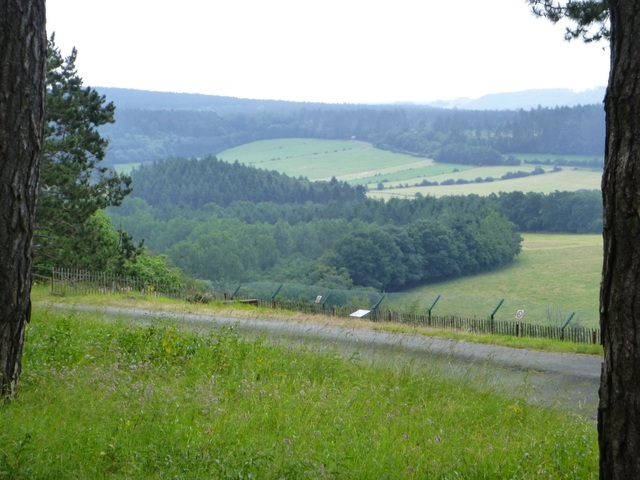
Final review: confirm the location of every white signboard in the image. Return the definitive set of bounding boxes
[350,309,371,318]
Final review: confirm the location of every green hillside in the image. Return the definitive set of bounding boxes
[217,138,602,197]
[386,233,602,328]
[217,138,459,181]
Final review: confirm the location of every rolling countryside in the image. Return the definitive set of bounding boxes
[217,138,602,198]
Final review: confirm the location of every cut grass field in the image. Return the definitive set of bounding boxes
[387,233,602,329]
[217,138,452,182]
[217,138,603,197]
[0,307,598,478]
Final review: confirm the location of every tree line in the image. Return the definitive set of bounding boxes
[126,156,603,233]
[101,103,604,165]
[108,197,522,291]
[130,155,365,209]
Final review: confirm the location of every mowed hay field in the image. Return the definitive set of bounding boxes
[386,233,602,328]
[218,138,459,182]
[217,138,603,197]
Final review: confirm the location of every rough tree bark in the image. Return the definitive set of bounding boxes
[599,0,640,477]
[0,1,47,397]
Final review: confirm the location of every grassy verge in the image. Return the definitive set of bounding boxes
[0,307,597,479]
[33,284,602,356]
[376,325,602,355]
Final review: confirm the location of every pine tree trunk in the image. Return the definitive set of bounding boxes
[0,1,47,398]
[599,0,640,477]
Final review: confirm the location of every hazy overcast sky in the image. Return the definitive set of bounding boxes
[46,0,610,104]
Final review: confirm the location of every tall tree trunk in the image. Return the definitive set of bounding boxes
[599,0,640,477]
[0,1,47,398]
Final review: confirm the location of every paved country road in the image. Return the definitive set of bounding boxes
[48,303,602,419]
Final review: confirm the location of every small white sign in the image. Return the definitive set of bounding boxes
[350,309,371,318]
[515,310,524,319]
[315,295,322,303]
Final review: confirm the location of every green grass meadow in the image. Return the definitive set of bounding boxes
[217,138,602,197]
[218,138,440,182]
[387,233,602,328]
[0,307,598,479]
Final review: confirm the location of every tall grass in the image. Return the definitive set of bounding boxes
[0,307,597,479]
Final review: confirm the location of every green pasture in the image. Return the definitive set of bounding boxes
[218,138,602,197]
[386,233,602,328]
[218,138,431,181]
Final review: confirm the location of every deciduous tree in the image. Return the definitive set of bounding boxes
[0,0,47,397]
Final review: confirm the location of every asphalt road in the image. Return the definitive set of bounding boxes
[50,304,602,419]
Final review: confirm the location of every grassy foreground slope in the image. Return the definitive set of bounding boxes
[0,307,597,478]
[387,233,602,328]
[217,138,602,196]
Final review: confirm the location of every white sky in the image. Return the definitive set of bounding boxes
[46,0,610,104]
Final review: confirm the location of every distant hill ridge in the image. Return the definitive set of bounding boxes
[428,87,606,110]
[97,88,349,115]
[97,87,605,165]
[98,86,606,113]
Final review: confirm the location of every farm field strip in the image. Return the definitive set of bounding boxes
[350,163,472,185]
[512,152,603,164]
[370,169,602,198]
[364,164,558,189]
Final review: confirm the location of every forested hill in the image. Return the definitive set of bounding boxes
[100,88,604,165]
[130,156,365,208]
[110,155,601,291]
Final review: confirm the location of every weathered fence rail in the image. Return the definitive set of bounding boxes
[47,268,601,345]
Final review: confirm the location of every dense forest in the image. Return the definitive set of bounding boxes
[107,156,601,291]
[101,101,604,166]
[130,156,366,209]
